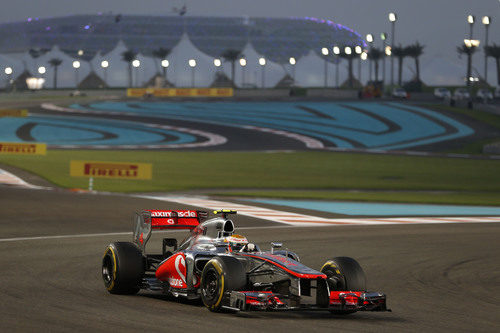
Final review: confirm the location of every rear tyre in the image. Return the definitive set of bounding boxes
[321,257,366,314]
[102,242,144,295]
[200,256,246,312]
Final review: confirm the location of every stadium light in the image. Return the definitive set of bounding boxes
[239,58,247,67]
[321,48,329,87]
[467,15,475,39]
[361,52,368,60]
[101,60,109,86]
[464,39,480,48]
[132,59,140,68]
[366,34,374,43]
[355,46,362,54]
[482,16,491,82]
[289,57,297,84]
[381,33,387,41]
[72,61,80,87]
[259,58,266,88]
[213,59,221,67]
[345,47,352,55]
[77,49,84,56]
[333,46,340,55]
[38,66,46,74]
[189,59,197,87]
[161,59,169,68]
[4,67,13,75]
[389,12,397,86]
[385,46,392,56]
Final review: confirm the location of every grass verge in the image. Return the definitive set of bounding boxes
[0,150,499,206]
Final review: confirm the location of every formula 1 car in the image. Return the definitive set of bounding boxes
[102,209,388,314]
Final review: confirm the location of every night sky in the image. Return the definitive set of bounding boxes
[2,0,500,85]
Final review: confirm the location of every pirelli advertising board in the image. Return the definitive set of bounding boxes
[0,142,46,155]
[0,109,28,118]
[127,88,233,98]
[70,161,152,180]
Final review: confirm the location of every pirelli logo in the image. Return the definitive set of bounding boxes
[0,109,28,118]
[0,142,46,155]
[70,161,152,180]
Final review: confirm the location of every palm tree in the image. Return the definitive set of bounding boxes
[405,42,425,82]
[121,50,137,87]
[48,58,63,89]
[152,47,171,79]
[368,48,383,81]
[392,45,407,86]
[485,44,500,85]
[457,44,478,87]
[221,49,241,86]
[339,52,357,88]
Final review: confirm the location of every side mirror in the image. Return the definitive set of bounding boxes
[271,242,282,254]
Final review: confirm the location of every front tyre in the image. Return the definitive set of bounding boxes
[102,242,144,295]
[321,257,366,314]
[200,256,246,312]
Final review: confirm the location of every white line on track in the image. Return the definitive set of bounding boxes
[0,225,295,243]
[136,195,500,227]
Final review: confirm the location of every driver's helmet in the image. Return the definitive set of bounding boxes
[224,234,248,252]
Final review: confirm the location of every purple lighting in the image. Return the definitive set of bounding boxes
[299,16,367,48]
[45,26,51,31]
[84,25,90,30]
[27,17,32,22]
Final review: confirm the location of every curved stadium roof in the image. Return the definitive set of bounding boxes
[0,15,366,63]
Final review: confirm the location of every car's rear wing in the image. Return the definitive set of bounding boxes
[133,210,208,251]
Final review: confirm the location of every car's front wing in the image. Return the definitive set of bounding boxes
[227,290,389,312]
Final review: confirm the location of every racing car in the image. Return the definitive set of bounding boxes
[102,209,388,314]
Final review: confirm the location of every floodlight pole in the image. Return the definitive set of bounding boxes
[483,17,490,83]
[390,21,395,86]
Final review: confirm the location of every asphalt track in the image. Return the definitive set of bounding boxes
[1,185,499,332]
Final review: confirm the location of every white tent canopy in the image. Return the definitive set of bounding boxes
[0,33,479,89]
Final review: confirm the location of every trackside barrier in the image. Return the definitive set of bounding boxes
[126,88,233,98]
[0,109,28,118]
[0,142,46,155]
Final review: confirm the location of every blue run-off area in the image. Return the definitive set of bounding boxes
[75,101,474,150]
[248,199,500,216]
[0,114,197,146]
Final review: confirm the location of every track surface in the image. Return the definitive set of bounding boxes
[1,186,499,332]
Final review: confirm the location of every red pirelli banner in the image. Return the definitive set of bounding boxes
[70,161,152,180]
[127,87,233,98]
[0,142,46,155]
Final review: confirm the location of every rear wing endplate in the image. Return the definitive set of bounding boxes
[133,210,208,252]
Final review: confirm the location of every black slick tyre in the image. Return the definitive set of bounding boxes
[321,256,366,314]
[200,256,246,312]
[102,242,144,295]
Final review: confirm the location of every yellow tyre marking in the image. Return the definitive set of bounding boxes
[209,260,225,309]
[321,261,336,271]
[104,247,117,291]
[321,261,341,275]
